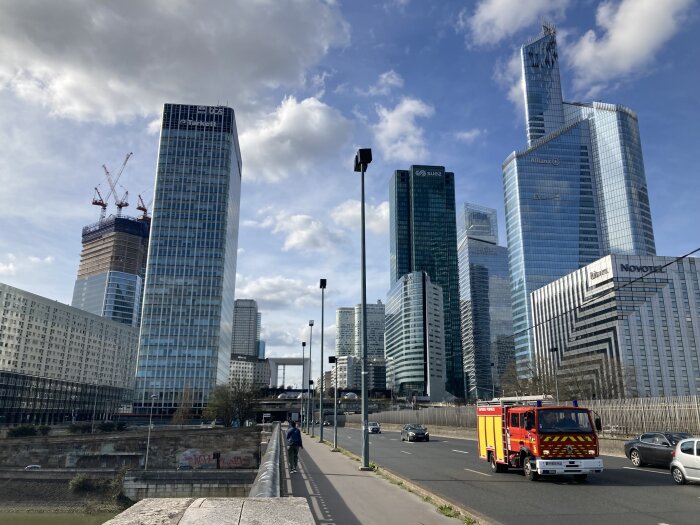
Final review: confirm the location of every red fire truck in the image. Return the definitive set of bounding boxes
[476,397,604,481]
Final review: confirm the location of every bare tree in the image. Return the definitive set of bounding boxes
[203,379,259,426]
[171,387,194,425]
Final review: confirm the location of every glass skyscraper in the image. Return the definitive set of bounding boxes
[390,165,462,396]
[457,203,513,400]
[503,23,656,377]
[134,103,242,414]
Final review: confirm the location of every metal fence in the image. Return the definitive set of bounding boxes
[346,395,700,437]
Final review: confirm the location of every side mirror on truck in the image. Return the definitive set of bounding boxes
[594,417,602,431]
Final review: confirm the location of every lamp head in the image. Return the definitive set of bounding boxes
[354,148,372,172]
[309,320,314,327]
[319,278,327,289]
[302,341,306,348]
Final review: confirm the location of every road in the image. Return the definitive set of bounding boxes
[331,427,699,525]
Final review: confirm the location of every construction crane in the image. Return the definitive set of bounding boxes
[136,193,153,220]
[102,152,133,217]
[92,187,107,220]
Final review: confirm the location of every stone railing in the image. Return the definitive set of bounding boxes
[248,422,281,497]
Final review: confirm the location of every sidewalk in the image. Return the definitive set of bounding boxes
[284,430,463,525]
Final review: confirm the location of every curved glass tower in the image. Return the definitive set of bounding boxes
[503,24,655,377]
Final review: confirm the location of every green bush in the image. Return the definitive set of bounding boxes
[116,422,127,431]
[69,474,97,493]
[38,425,51,436]
[7,425,38,437]
[98,421,116,432]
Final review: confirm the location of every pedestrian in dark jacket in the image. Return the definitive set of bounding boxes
[286,420,303,473]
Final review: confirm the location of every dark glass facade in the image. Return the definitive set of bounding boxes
[503,25,656,378]
[134,103,242,414]
[390,165,462,396]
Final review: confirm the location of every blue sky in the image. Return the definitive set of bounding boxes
[0,0,698,387]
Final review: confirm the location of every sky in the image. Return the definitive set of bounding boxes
[1,0,698,388]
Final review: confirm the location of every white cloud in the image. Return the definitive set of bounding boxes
[358,70,404,96]
[458,0,570,46]
[252,209,345,252]
[239,96,352,183]
[454,129,485,143]
[330,200,389,234]
[0,253,54,276]
[372,98,434,163]
[493,51,525,114]
[0,0,349,123]
[566,0,694,97]
[0,262,16,275]
[237,275,316,311]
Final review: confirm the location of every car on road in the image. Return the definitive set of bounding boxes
[368,422,381,434]
[342,392,358,400]
[177,464,193,470]
[670,437,700,484]
[400,424,429,442]
[624,432,692,467]
[24,465,41,470]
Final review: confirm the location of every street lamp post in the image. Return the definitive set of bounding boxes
[301,341,306,427]
[549,347,560,403]
[354,147,372,471]
[144,394,158,470]
[329,356,338,451]
[490,363,495,400]
[319,279,326,442]
[308,320,314,435]
[90,385,98,433]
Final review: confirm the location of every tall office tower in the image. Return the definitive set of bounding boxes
[134,103,242,414]
[232,299,261,357]
[336,307,355,357]
[457,203,514,400]
[385,271,446,401]
[71,216,150,327]
[390,165,462,396]
[503,23,656,377]
[353,300,385,359]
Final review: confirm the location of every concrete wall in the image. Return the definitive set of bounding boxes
[0,427,262,469]
[123,470,257,500]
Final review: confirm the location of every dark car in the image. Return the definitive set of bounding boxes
[401,424,429,442]
[624,432,692,467]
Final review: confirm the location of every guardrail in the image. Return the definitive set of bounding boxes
[248,422,281,497]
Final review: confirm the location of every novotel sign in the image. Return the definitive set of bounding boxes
[619,264,665,273]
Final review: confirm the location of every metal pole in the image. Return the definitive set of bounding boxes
[333,357,338,450]
[301,341,306,427]
[309,321,314,436]
[550,347,560,403]
[144,395,156,470]
[319,281,326,442]
[490,363,495,400]
[360,164,370,470]
[91,385,98,433]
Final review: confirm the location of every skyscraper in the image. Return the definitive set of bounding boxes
[335,307,355,358]
[71,215,150,327]
[385,271,446,400]
[503,23,656,377]
[390,165,462,396]
[232,299,261,357]
[457,203,513,400]
[134,103,242,414]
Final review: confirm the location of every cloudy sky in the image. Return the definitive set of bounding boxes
[1,0,698,387]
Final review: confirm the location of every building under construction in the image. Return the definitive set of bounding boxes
[71,215,150,327]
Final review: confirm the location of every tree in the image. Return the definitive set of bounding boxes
[204,379,258,426]
[171,387,194,425]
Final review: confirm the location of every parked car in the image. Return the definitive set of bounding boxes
[670,437,700,484]
[342,392,358,400]
[400,424,429,442]
[24,465,41,470]
[177,464,193,471]
[624,432,692,467]
[368,422,381,434]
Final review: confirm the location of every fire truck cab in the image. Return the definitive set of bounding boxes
[477,397,603,482]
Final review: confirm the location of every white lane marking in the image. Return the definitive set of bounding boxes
[464,468,491,477]
[452,449,469,454]
[623,467,669,475]
[400,451,412,455]
[390,438,398,441]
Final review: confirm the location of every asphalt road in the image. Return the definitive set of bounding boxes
[331,427,700,525]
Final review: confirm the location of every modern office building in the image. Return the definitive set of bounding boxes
[458,203,514,400]
[232,299,261,357]
[531,255,700,399]
[335,307,355,357]
[71,215,150,327]
[134,103,242,415]
[229,354,270,391]
[331,355,361,390]
[385,271,446,400]
[390,165,462,396]
[0,282,138,424]
[503,23,656,378]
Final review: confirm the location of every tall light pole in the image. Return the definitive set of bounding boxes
[329,356,338,451]
[308,320,314,435]
[490,363,495,400]
[144,394,158,471]
[301,341,306,427]
[319,279,327,442]
[90,385,98,433]
[354,148,372,470]
[549,347,560,403]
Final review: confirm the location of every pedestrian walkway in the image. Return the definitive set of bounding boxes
[284,431,462,525]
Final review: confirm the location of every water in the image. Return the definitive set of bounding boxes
[0,512,117,525]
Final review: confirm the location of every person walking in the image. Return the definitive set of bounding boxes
[286,420,303,473]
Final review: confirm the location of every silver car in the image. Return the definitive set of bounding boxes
[670,437,700,484]
[400,424,429,442]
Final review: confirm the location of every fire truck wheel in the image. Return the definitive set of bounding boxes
[523,457,539,481]
[490,453,507,473]
[573,474,588,483]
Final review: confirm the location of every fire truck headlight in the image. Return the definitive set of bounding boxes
[588,449,595,455]
[543,450,550,456]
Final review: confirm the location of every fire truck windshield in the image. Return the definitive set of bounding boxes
[537,409,593,433]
